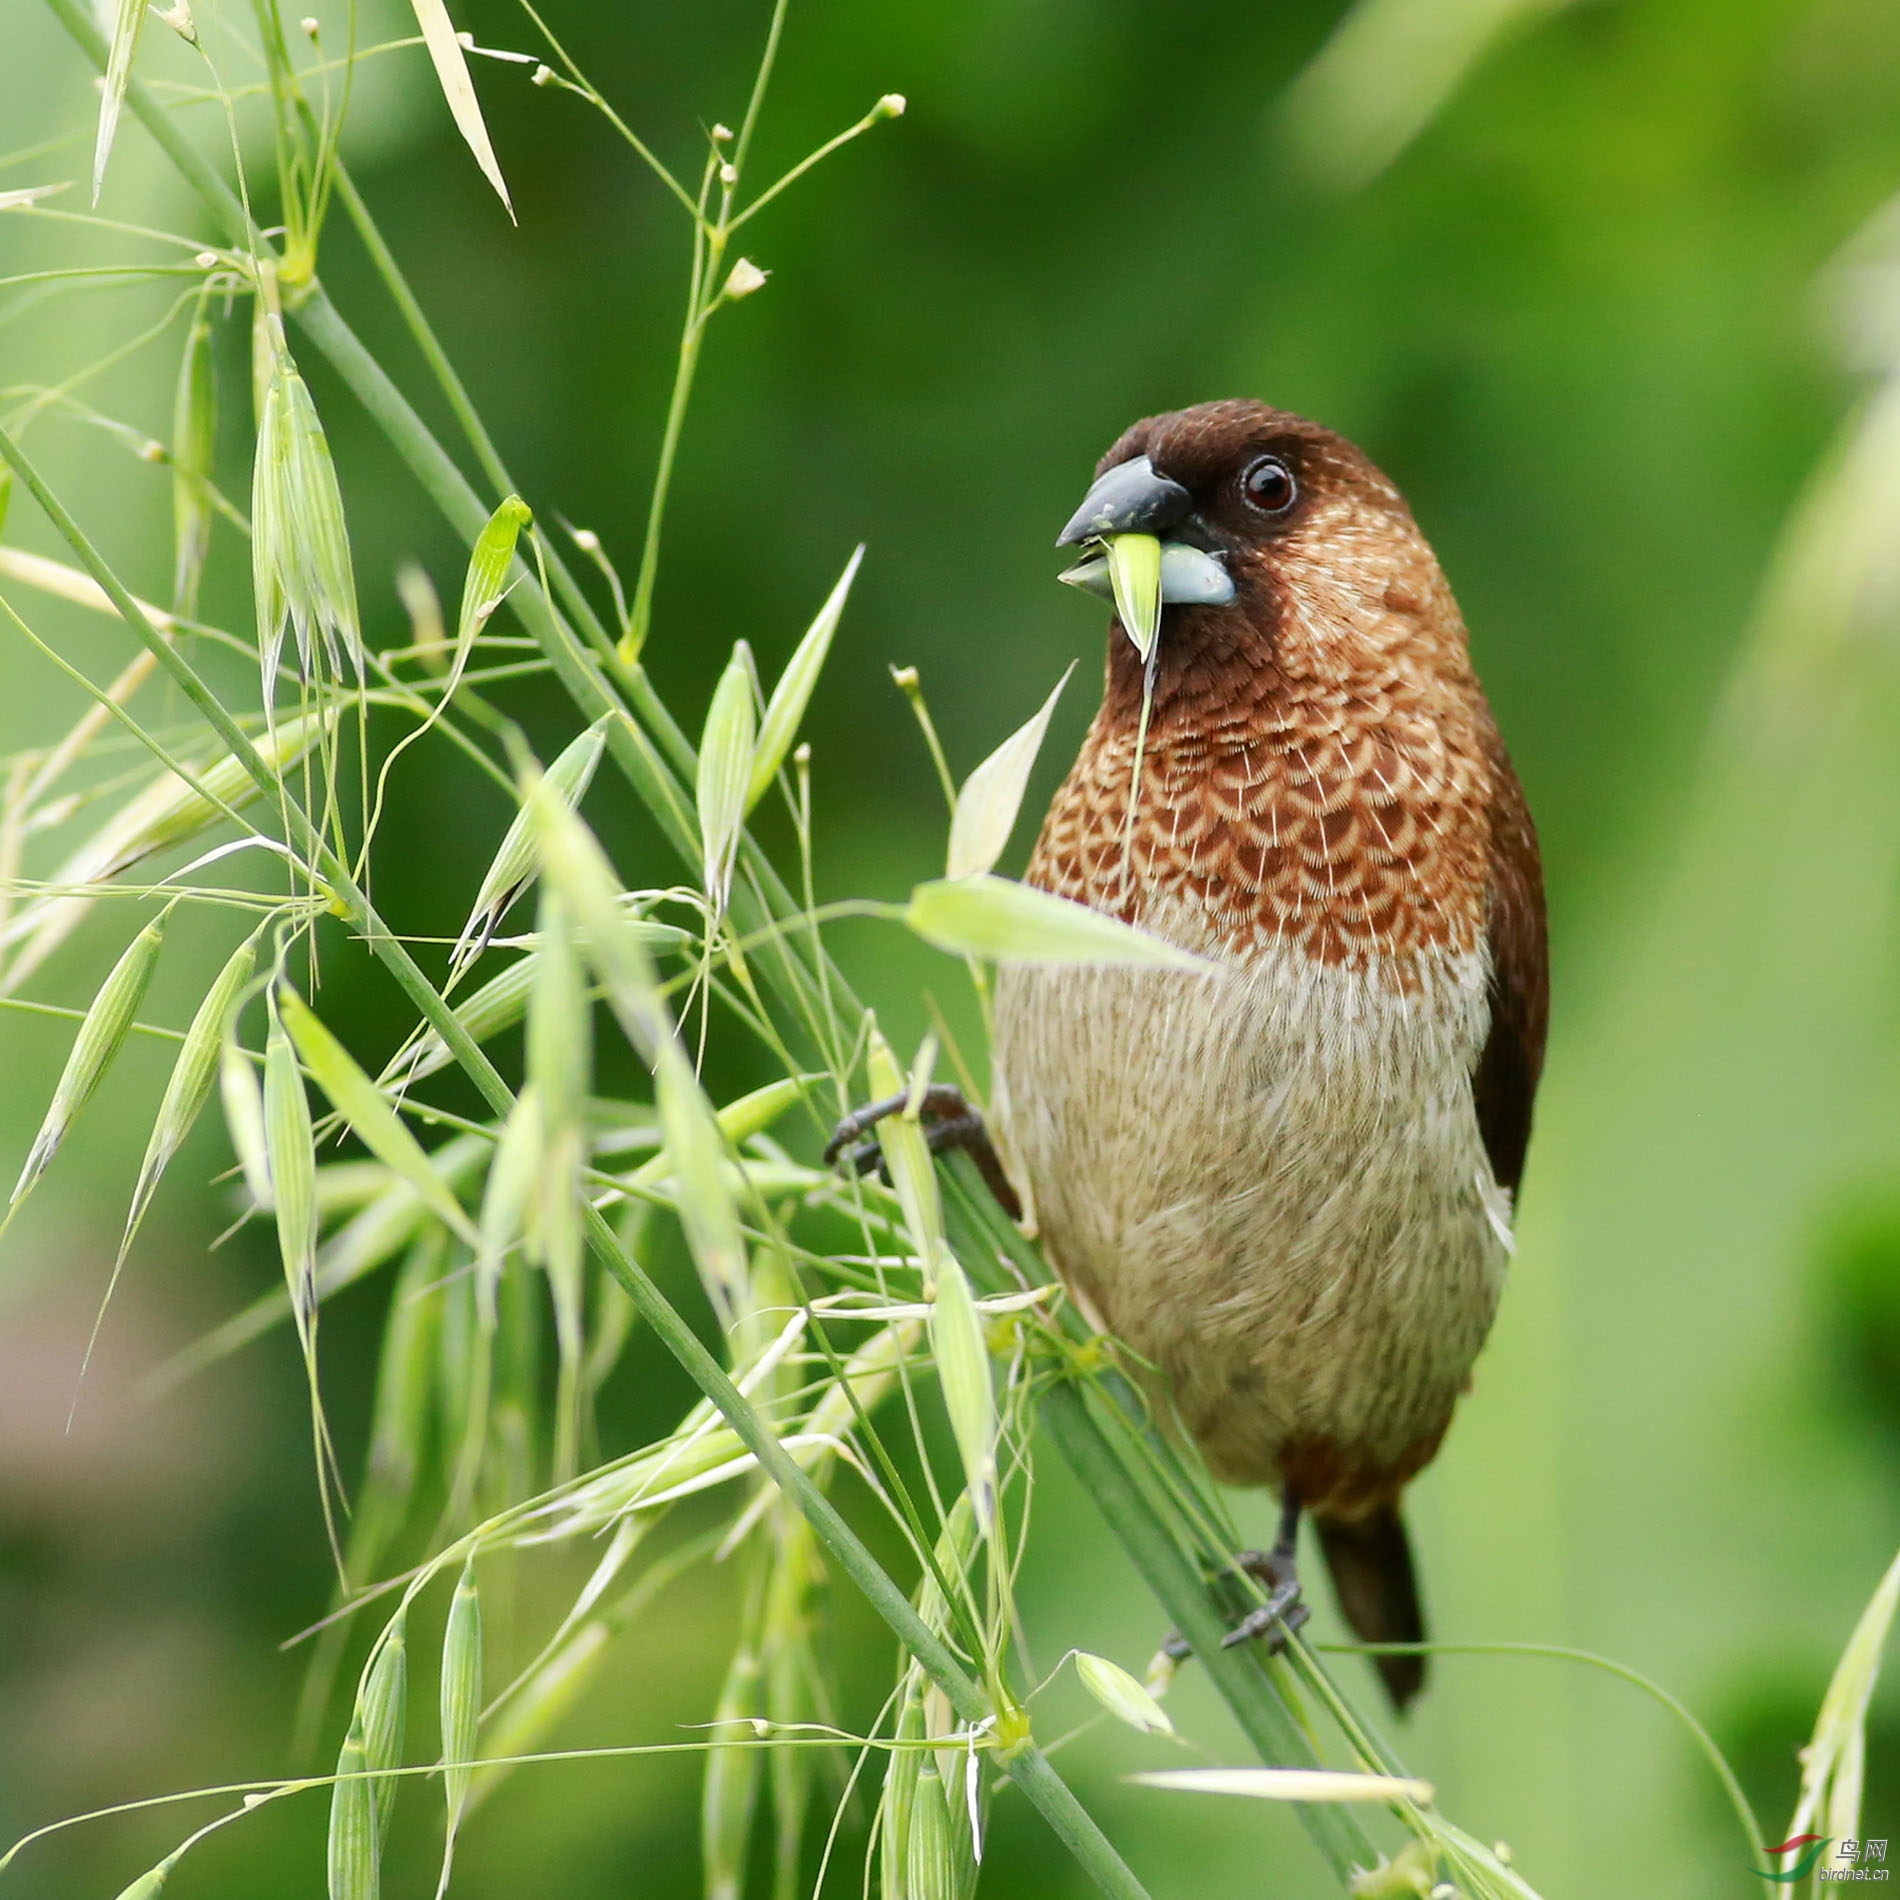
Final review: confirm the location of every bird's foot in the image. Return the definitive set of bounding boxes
[1160,1490,1309,1664]
[823,1084,1022,1220]
[1158,1546,1310,1663]
[1220,1545,1311,1650]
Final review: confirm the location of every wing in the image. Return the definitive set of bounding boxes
[1472,742,1548,1200]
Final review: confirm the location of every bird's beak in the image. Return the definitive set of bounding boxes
[1056,455,1190,546]
[1055,454,1237,644]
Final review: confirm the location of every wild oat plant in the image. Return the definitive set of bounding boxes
[0,7,1890,1899]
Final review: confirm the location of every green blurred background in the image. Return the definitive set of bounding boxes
[5,0,1900,1894]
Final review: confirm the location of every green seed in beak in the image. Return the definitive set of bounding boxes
[1103,532,1162,660]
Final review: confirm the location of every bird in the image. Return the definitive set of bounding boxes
[826,398,1546,1710]
[981,398,1549,1710]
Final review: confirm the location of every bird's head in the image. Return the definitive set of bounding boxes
[1057,399,1452,704]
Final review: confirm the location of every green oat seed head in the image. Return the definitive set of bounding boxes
[1071,1651,1174,1736]
[698,647,758,921]
[451,494,533,688]
[8,912,164,1215]
[436,1560,482,1900]
[930,1252,998,1534]
[251,317,362,698]
[905,874,1215,971]
[946,663,1072,881]
[1103,531,1162,660]
[747,546,863,813]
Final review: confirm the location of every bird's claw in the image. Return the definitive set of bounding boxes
[1160,1534,1308,1662]
[823,1085,1022,1219]
[1219,1577,1309,1651]
[822,1092,911,1169]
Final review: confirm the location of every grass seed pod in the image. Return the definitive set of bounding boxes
[91,0,148,200]
[450,716,611,979]
[905,874,1212,971]
[171,295,217,615]
[945,665,1071,881]
[123,930,257,1248]
[655,1044,748,1329]
[219,1026,272,1211]
[697,647,757,920]
[252,318,361,691]
[1072,1651,1174,1736]
[0,709,333,994]
[9,912,163,1212]
[929,1255,997,1534]
[747,547,862,812]
[327,1721,377,1900]
[362,1615,408,1849]
[452,495,531,675]
[280,985,477,1245]
[702,1626,765,1900]
[440,1561,483,1826]
[864,1024,942,1292]
[264,989,318,1335]
[1102,531,1162,659]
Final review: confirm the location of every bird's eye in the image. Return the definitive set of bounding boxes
[1242,456,1297,515]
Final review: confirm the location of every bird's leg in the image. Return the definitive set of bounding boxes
[1221,1488,1310,1650]
[823,1084,1022,1220]
[1159,1488,1309,1663]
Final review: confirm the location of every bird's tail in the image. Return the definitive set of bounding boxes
[1314,1504,1426,1712]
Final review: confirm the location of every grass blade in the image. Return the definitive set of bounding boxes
[408,0,515,217]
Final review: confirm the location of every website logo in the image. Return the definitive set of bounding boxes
[1757,1836,1891,1884]
[1760,1838,1834,1884]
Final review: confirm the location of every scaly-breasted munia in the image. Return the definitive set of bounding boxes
[988,400,1548,1710]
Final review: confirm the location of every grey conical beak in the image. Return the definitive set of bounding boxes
[1055,454,1192,547]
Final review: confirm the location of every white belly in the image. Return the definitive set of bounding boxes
[990,923,1509,1503]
